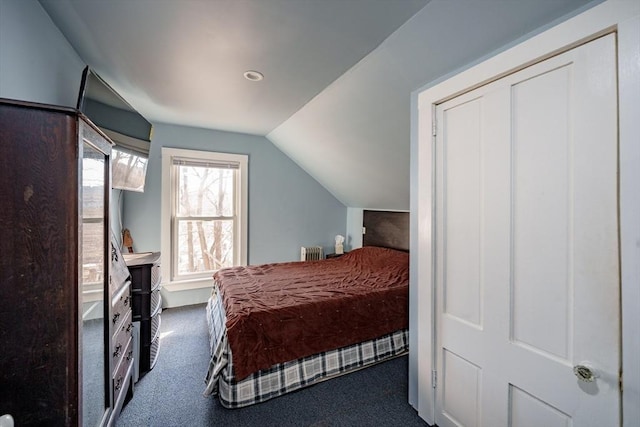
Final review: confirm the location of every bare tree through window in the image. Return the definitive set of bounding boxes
[175,162,235,277]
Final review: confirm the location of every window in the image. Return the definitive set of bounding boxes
[161,148,247,288]
[112,148,148,192]
[81,145,106,299]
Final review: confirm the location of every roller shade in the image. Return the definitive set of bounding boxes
[102,128,151,158]
[172,158,240,169]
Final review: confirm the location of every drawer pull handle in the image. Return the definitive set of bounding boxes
[126,323,133,333]
[115,376,123,391]
[127,350,133,361]
[124,295,130,306]
[113,343,122,358]
[112,312,120,324]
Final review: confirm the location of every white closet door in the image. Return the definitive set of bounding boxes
[434,33,619,427]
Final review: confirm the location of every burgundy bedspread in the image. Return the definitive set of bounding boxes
[214,246,409,380]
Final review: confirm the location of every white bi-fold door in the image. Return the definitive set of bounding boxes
[434,33,619,427]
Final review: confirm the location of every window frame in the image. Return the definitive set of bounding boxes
[161,147,248,291]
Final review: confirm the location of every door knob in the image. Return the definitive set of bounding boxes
[573,364,597,382]
[0,414,14,427]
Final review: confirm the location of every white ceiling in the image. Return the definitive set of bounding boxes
[38,0,428,135]
[39,0,596,210]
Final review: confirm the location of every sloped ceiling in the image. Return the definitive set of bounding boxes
[268,0,598,209]
[39,0,596,210]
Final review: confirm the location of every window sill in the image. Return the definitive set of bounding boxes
[162,277,214,293]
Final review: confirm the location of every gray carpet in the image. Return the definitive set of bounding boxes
[116,303,429,427]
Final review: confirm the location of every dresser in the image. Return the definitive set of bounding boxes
[110,235,135,420]
[124,252,162,379]
[0,99,133,426]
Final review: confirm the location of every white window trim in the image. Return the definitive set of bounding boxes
[161,147,248,291]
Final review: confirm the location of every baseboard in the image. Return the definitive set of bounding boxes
[160,285,212,308]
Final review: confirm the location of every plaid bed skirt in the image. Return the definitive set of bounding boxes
[203,289,409,408]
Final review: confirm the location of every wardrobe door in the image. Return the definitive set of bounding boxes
[80,133,110,427]
[0,101,80,425]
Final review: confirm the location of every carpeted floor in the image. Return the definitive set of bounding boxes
[116,303,429,427]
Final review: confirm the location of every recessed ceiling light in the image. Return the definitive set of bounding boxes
[244,70,264,82]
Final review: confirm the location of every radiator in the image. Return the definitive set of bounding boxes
[300,245,324,261]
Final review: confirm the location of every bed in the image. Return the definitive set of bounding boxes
[203,210,409,408]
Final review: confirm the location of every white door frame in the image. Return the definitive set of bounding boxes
[410,1,640,425]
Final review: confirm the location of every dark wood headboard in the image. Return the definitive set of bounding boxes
[362,210,409,252]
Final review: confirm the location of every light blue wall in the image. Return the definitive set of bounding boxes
[0,0,347,264]
[0,0,125,234]
[346,208,364,250]
[122,122,346,264]
[0,0,84,107]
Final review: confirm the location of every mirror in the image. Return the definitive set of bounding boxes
[81,142,107,426]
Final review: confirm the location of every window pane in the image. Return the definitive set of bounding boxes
[112,148,148,192]
[82,154,105,288]
[177,219,234,274]
[82,222,104,285]
[176,165,234,217]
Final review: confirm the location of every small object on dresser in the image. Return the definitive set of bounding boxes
[334,234,345,254]
[122,229,134,253]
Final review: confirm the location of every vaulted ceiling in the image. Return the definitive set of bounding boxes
[39,0,596,209]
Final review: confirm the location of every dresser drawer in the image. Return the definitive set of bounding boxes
[140,313,162,344]
[151,313,161,342]
[113,336,133,405]
[129,261,161,292]
[132,288,162,320]
[151,263,162,290]
[111,280,131,328]
[149,334,161,370]
[150,289,162,317]
[138,314,162,374]
[112,309,132,372]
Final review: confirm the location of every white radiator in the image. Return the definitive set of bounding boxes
[300,245,324,261]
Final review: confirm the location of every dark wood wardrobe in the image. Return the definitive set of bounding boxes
[0,99,133,426]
